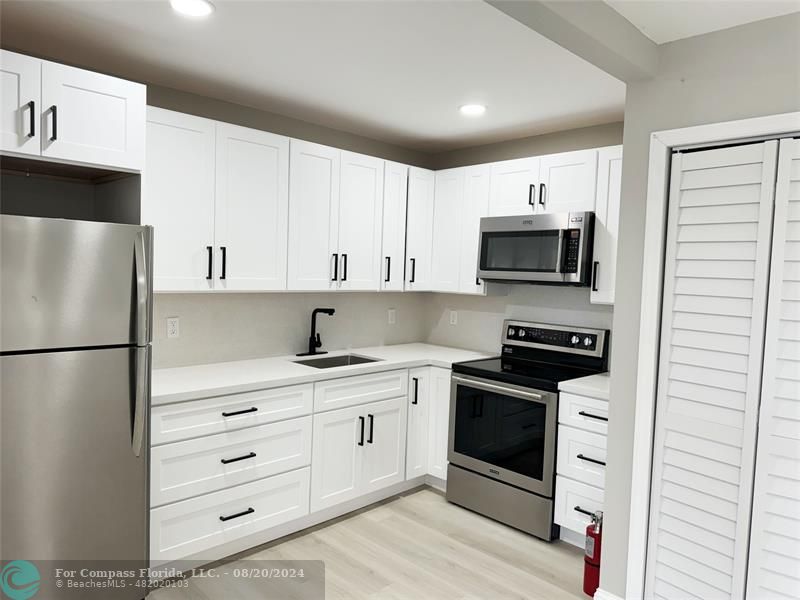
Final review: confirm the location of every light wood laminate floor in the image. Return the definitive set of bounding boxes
[150,487,586,600]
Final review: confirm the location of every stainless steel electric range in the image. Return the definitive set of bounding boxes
[447,319,609,541]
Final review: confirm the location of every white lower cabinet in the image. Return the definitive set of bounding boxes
[310,397,407,512]
[556,425,607,489]
[151,416,312,507]
[426,367,452,480]
[406,368,430,479]
[554,475,604,535]
[150,467,310,563]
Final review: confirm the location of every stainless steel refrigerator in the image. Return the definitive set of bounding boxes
[1,215,152,581]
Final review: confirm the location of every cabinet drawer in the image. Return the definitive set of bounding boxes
[556,425,607,489]
[151,416,312,507]
[554,475,604,535]
[151,384,313,445]
[150,467,310,563]
[314,369,408,412]
[558,392,609,435]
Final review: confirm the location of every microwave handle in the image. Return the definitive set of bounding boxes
[554,229,565,273]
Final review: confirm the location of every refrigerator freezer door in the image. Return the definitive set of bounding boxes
[0,215,153,352]
[1,347,148,570]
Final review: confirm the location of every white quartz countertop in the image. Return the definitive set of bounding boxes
[152,343,492,405]
[558,372,611,401]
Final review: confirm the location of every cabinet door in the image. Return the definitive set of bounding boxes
[590,146,622,304]
[287,140,340,291]
[460,164,491,294]
[338,151,384,291]
[537,149,597,214]
[405,167,435,290]
[427,367,452,480]
[310,405,364,512]
[0,50,40,156]
[142,108,216,291]
[362,397,407,495]
[381,161,408,291]
[406,368,430,479]
[488,157,539,216]
[40,61,145,171]
[215,123,289,291]
[430,168,465,292]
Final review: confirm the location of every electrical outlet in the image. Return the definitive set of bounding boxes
[449,310,458,326]
[387,308,396,325]
[166,317,180,339]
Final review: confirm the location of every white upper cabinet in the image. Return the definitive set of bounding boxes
[537,149,597,214]
[338,151,384,291]
[590,146,622,304]
[488,156,539,216]
[381,161,408,291]
[0,50,145,171]
[0,50,40,156]
[460,164,491,294]
[143,108,216,292]
[431,168,465,293]
[40,61,145,171]
[406,167,435,290]
[287,140,341,291]
[215,123,289,291]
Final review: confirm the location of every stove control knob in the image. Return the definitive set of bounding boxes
[570,335,581,345]
[508,328,516,337]
[583,336,593,347]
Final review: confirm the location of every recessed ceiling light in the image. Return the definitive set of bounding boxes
[459,104,486,117]
[170,0,214,18]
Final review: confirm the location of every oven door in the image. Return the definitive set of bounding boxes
[448,374,558,498]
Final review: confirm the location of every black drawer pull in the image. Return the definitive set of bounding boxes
[27,100,35,138]
[221,452,257,465]
[574,505,594,517]
[577,453,606,467]
[367,414,374,444]
[219,507,254,522]
[222,407,258,417]
[578,411,608,422]
[358,415,365,446]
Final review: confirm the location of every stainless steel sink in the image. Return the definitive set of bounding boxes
[294,354,381,369]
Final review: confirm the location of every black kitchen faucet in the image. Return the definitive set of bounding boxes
[297,308,335,356]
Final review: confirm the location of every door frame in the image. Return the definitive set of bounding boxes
[622,111,800,600]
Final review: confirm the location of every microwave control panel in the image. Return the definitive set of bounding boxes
[563,229,581,274]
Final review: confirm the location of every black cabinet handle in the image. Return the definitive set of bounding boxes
[221,451,257,465]
[539,183,546,207]
[331,253,338,281]
[222,406,258,417]
[219,507,254,522]
[412,377,419,405]
[357,416,365,446]
[578,411,608,422]
[577,453,606,467]
[206,246,213,280]
[49,105,57,141]
[27,100,35,138]
[591,261,599,292]
[341,254,348,282]
[409,258,416,283]
[528,184,536,206]
[476,276,481,286]
[574,505,594,517]
[220,246,227,280]
[385,257,391,283]
[367,414,374,444]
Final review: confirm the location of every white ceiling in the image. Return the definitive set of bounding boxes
[0,0,625,153]
[606,0,800,44]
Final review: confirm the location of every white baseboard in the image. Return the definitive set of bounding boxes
[593,588,624,600]
[559,526,585,549]
[424,474,446,492]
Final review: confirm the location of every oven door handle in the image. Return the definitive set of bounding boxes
[452,376,543,401]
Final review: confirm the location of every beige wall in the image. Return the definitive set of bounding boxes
[602,13,800,597]
[430,121,624,169]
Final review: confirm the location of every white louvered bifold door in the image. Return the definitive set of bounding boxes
[746,138,800,600]
[645,141,778,599]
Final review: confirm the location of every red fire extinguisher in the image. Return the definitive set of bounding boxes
[583,510,603,597]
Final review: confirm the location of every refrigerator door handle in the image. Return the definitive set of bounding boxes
[132,347,149,457]
[134,231,149,346]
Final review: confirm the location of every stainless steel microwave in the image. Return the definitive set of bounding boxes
[476,211,595,285]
